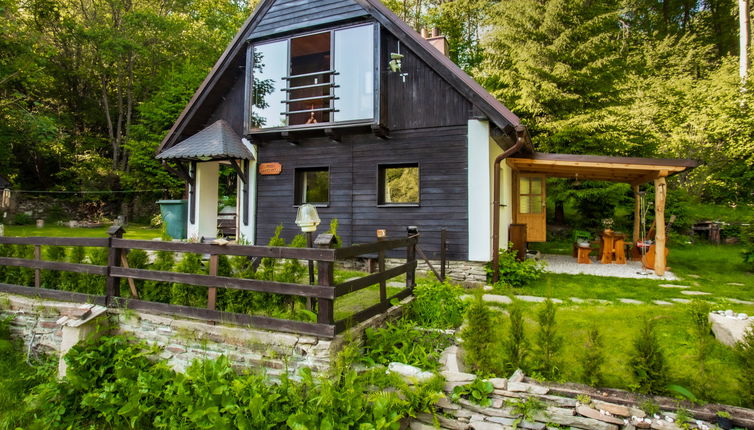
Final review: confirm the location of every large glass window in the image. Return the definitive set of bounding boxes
[251,40,288,128]
[333,25,374,122]
[378,164,419,205]
[250,23,375,130]
[295,167,329,205]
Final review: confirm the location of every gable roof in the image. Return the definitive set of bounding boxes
[156,120,254,161]
[157,0,526,154]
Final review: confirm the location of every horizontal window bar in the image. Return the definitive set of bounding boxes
[282,95,338,104]
[282,82,339,92]
[281,70,338,80]
[280,107,339,115]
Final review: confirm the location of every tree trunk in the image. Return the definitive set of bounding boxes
[740,0,750,82]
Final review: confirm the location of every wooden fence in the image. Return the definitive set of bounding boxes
[0,226,418,338]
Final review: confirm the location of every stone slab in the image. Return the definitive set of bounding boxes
[710,312,754,346]
[575,405,625,425]
[671,298,691,304]
[652,300,673,306]
[483,294,513,304]
[680,290,711,296]
[592,400,631,417]
[658,284,689,289]
[515,296,563,304]
[619,299,644,304]
[727,298,754,305]
[469,421,505,430]
[569,297,586,303]
[507,381,549,395]
[442,371,476,382]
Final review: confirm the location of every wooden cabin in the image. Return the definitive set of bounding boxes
[156,0,695,275]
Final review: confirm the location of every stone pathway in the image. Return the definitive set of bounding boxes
[541,254,678,280]
[460,287,751,309]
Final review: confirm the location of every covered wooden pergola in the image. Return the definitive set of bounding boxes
[507,153,697,276]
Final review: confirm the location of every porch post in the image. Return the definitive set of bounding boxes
[653,177,667,276]
[632,184,641,244]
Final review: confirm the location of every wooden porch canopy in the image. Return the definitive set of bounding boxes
[506,152,696,185]
[507,152,697,277]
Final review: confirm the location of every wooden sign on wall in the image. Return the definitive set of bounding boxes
[259,162,282,175]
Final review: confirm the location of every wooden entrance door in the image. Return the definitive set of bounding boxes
[515,174,546,242]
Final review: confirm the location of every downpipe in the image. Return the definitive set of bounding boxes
[491,125,528,284]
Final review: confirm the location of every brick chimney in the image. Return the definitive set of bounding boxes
[423,27,449,57]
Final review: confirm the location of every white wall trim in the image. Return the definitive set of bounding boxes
[467,119,491,262]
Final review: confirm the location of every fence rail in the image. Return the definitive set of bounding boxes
[0,226,418,338]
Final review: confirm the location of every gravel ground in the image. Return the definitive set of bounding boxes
[540,254,678,281]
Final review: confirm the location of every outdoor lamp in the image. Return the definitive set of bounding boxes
[295,204,321,233]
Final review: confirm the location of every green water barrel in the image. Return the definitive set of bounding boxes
[157,200,188,240]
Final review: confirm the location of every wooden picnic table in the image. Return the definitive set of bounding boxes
[600,231,626,264]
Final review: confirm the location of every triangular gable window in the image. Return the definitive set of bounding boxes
[249,23,376,130]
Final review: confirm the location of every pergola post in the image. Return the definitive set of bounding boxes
[653,176,667,276]
[632,184,641,244]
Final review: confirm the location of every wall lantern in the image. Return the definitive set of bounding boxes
[295,204,321,232]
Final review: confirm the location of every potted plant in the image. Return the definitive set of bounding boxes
[716,410,733,429]
[601,218,614,234]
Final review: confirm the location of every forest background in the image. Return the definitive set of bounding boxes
[1,0,753,225]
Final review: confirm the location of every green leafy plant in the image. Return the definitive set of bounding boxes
[508,396,545,429]
[141,248,175,303]
[629,318,669,395]
[579,325,605,386]
[450,378,494,407]
[59,246,86,292]
[686,299,713,393]
[485,245,545,287]
[361,319,453,371]
[409,279,466,329]
[461,292,503,375]
[575,394,592,405]
[125,248,149,298]
[534,299,562,379]
[735,323,754,406]
[504,300,528,373]
[639,399,661,416]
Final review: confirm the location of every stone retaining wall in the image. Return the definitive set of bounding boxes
[405,345,754,430]
[1,292,410,378]
[338,258,487,286]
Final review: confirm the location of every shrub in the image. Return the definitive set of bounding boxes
[141,248,175,303]
[579,326,605,386]
[361,318,453,371]
[534,299,562,379]
[504,300,528,374]
[59,246,86,292]
[41,246,66,289]
[735,325,754,406]
[12,213,33,225]
[462,293,503,375]
[170,253,207,307]
[78,247,108,295]
[409,279,466,329]
[125,249,149,298]
[450,378,494,407]
[741,220,754,270]
[629,318,669,395]
[485,245,545,287]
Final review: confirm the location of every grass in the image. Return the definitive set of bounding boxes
[4,224,160,240]
[488,300,751,406]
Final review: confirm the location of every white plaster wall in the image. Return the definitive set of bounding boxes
[467,119,491,262]
[237,140,257,244]
[188,161,219,240]
[488,137,512,254]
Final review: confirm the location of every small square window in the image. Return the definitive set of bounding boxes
[295,167,329,205]
[378,164,419,205]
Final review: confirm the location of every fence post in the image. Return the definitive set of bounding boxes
[106,226,125,305]
[440,228,447,282]
[207,254,218,310]
[378,236,386,305]
[315,233,337,325]
[34,245,41,288]
[406,226,418,291]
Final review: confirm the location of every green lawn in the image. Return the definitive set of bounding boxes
[3,224,160,240]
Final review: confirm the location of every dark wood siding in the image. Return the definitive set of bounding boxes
[381,31,471,131]
[255,126,468,260]
[207,77,246,137]
[249,0,368,40]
